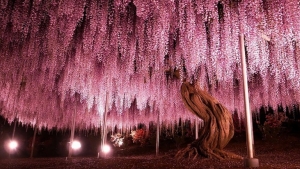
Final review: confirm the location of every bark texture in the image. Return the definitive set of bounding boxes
[176,82,242,160]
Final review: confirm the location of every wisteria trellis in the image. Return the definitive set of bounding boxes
[0,0,299,130]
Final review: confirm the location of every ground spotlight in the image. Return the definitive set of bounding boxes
[101,144,111,154]
[8,140,18,150]
[4,140,18,154]
[71,140,81,150]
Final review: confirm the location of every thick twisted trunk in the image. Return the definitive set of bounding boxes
[176,82,241,159]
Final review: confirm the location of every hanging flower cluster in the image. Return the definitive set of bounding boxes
[0,0,299,130]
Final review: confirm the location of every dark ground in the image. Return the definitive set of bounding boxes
[0,132,300,169]
[1,113,300,169]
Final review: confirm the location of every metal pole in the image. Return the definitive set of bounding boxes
[171,122,175,136]
[30,122,38,158]
[156,111,160,156]
[195,119,199,140]
[100,92,108,157]
[12,119,17,139]
[239,34,259,168]
[181,119,184,138]
[68,108,76,158]
[9,119,17,158]
[104,92,108,147]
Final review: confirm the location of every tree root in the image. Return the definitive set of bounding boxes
[175,144,200,160]
[213,148,243,160]
[175,144,243,160]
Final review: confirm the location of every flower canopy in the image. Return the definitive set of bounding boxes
[0,0,299,129]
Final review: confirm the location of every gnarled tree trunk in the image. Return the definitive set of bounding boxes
[176,82,242,160]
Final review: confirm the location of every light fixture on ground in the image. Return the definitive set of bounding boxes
[101,144,111,154]
[5,140,18,154]
[71,140,81,150]
[8,140,18,150]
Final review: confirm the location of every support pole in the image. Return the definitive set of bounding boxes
[239,34,259,168]
[100,92,108,157]
[12,119,17,139]
[195,119,199,140]
[68,109,76,158]
[30,122,38,158]
[171,122,175,137]
[156,111,160,156]
[9,118,17,158]
[181,119,184,138]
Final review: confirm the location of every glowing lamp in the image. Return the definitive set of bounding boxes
[8,140,18,150]
[71,140,81,150]
[101,144,111,154]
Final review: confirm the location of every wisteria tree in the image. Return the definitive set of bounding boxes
[0,0,300,159]
[165,68,240,159]
[177,81,239,159]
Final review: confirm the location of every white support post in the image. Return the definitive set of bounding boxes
[12,119,17,139]
[9,118,17,158]
[100,92,108,158]
[195,119,199,140]
[239,34,259,168]
[30,121,38,158]
[68,111,76,158]
[156,111,160,156]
